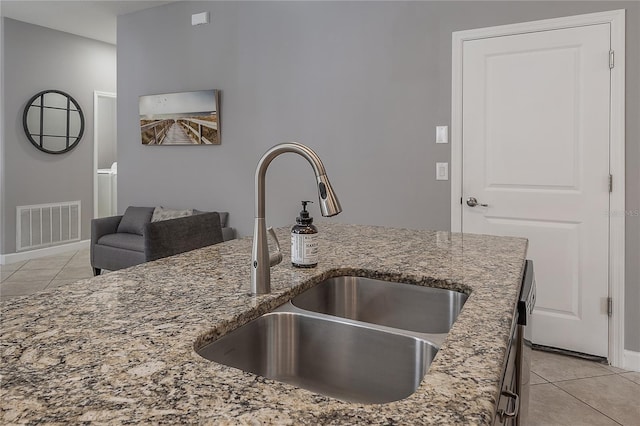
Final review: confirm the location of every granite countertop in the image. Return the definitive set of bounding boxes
[1,224,527,425]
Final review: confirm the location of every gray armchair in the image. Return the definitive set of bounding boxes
[91,207,225,275]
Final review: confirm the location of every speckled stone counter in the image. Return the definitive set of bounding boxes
[1,224,527,425]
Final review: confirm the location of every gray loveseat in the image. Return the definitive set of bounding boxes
[91,206,233,275]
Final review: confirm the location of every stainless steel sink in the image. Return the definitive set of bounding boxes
[291,276,468,334]
[196,311,438,404]
[196,276,466,403]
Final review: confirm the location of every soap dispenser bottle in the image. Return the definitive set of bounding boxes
[291,201,318,268]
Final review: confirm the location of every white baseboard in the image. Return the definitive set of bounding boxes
[623,349,640,372]
[0,240,90,265]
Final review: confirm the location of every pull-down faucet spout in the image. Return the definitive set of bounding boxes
[251,142,342,295]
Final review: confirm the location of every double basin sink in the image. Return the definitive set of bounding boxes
[196,276,468,404]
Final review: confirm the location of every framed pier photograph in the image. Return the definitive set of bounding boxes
[139,90,220,145]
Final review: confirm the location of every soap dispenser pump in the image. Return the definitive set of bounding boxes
[291,201,318,268]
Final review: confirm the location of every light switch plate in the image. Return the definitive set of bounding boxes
[436,162,449,181]
[436,126,448,144]
[192,12,210,26]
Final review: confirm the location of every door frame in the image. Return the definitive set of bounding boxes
[450,10,626,366]
[93,91,117,219]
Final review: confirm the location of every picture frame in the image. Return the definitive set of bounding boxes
[139,90,220,145]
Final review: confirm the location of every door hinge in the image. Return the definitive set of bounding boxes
[607,297,613,317]
[609,50,615,69]
[609,174,613,193]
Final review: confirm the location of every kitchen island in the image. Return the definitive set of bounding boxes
[1,224,527,424]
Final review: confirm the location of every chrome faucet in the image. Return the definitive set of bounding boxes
[251,142,342,295]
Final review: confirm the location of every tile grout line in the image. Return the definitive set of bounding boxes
[530,373,549,384]
[616,372,640,386]
[531,367,616,383]
[1,269,17,284]
[50,257,73,283]
[546,370,618,384]
[1,263,22,288]
[45,251,78,289]
[549,382,624,425]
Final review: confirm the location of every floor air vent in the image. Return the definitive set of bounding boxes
[16,201,81,251]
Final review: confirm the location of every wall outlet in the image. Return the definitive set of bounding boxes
[436,162,449,181]
[436,126,448,144]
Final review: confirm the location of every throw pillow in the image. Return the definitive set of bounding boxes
[151,207,194,222]
[117,206,155,235]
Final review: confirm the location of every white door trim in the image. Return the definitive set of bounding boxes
[450,10,626,366]
[93,91,117,219]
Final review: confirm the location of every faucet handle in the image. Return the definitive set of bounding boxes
[267,227,283,267]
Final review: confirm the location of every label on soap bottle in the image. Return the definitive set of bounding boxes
[291,233,318,266]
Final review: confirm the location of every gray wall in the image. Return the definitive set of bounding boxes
[117,1,639,351]
[1,18,116,253]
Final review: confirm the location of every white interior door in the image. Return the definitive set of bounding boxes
[461,24,611,357]
[93,92,117,218]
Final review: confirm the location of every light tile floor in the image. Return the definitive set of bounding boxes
[0,248,94,301]
[2,250,639,424]
[530,350,640,426]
